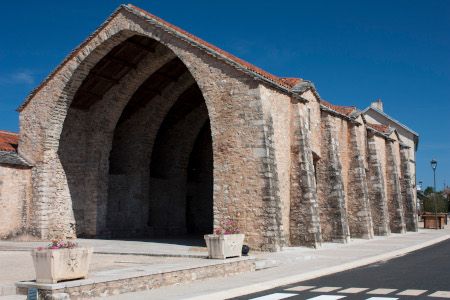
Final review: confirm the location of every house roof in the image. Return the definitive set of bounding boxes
[0,131,31,167]
[18,4,309,112]
[365,121,404,143]
[0,130,19,152]
[361,106,418,137]
[0,151,31,167]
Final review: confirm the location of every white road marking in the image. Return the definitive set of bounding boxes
[366,288,397,295]
[338,287,369,294]
[396,289,427,296]
[248,293,298,300]
[429,291,450,298]
[285,285,316,292]
[311,287,342,292]
[306,296,346,300]
[364,297,398,300]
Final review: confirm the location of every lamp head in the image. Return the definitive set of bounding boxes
[431,159,437,170]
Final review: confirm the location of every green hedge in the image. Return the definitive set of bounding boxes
[423,193,449,213]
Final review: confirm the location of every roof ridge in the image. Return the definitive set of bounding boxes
[320,99,357,116]
[365,122,392,135]
[124,4,302,89]
[18,4,307,112]
[363,106,418,137]
[0,151,32,167]
[0,130,18,136]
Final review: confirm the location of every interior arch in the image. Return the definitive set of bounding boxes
[58,34,214,239]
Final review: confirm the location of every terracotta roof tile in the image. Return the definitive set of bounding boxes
[320,99,356,116]
[366,122,390,134]
[0,130,19,152]
[279,77,303,87]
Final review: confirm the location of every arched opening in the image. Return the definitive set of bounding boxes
[58,34,214,240]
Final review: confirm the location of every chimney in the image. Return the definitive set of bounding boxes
[370,99,383,111]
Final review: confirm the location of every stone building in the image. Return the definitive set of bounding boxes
[0,131,32,239]
[0,5,418,251]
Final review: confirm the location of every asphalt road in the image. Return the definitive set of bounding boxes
[230,238,450,300]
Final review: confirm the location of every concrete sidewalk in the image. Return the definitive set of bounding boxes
[104,227,450,300]
[0,237,208,257]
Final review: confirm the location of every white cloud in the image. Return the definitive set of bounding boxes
[11,71,35,84]
[0,70,35,85]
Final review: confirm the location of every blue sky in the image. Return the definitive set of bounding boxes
[0,1,449,189]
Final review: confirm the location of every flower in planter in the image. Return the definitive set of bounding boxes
[214,219,240,235]
[36,239,78,250]
[205,219,245,259]
[31,239,92,283]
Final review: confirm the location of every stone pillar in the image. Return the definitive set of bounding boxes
[289,105,322,247]
[366,134,390,235]
[317,113,350,243]
[400,147,418,231]
[347,125,374,239]
[386,141,406,233]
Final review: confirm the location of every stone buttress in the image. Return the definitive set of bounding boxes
[386,141,406,233]
[259,115,286,251]
[289,104,322,247]
[317,113,350,243]
[400,146,418,231]
[347,124,374,238]
[366,134,390,235]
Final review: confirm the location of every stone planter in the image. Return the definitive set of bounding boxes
[204,234,244,259]
[31,247,93,283]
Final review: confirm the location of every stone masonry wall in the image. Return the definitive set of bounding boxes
[0,164,32,238]
[346,123,374,238]
[316,112,350,243]
[386,140,406,233]
[366,133,390,236]
[400,147,418,231]
[25,259,256,300]
[289,101,322,247]
[19,9,287,251]
[302,90,322,157]
[259,85,291,244]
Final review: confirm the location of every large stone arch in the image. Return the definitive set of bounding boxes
[18,7,284,250]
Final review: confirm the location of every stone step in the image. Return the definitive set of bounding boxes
[0,285,16,297]
[16,256,256,299]
[0,295,26,300]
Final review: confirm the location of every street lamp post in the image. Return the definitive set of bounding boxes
[431,159,438,229]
